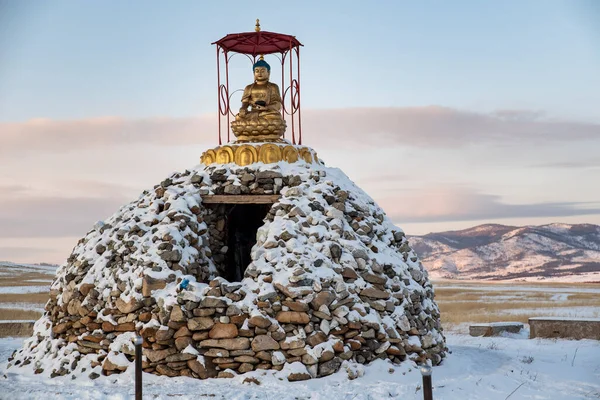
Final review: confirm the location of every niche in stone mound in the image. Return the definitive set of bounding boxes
[203,199,272,282]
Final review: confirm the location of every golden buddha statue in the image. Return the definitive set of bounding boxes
[231,58,287,142]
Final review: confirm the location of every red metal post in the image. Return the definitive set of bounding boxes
[216,46,222,145]
[225,52,230,143]
[289,43,295,144]
[281,51,286,139]
[296,47,302,145]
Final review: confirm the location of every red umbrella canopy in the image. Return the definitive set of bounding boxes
[213,31,302,56]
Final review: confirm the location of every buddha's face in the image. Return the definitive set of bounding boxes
[254,66,269,83]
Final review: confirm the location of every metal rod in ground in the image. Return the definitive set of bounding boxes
[134,336,143,400]
[420,364,433,400]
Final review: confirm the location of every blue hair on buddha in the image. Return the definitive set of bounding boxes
[253,59,271,72]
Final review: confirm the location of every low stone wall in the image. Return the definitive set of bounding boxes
[469,322,523,337]
[0,321,35,337]
[529,318,600,340]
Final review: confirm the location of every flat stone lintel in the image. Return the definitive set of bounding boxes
[202,194,281,204]
[202,195,280,204]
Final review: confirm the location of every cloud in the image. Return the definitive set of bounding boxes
[0,194,130,238]
[533,158,600,169]
[2,107,599,157]
[0,246,50,259]
[0,184,32,195]
[0,115,217,157]
[303,107,600,148]
[378,186,600,223]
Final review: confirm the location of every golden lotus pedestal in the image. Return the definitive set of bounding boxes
[230,117,286,142]
[200,142,321,166]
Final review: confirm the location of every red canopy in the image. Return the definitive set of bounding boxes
[213,31,302,56]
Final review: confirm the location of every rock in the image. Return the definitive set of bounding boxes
[252,335,280,351]
[115,322,136,332]
[188,317,215,331]
[52,322,70,335]
[341,267,358,280]
[288,369,312,381]
[200,297,227,308]
[249,315,272,329]
[144,348,177,363]
[102,357,128,372]
[205,348,229,357]
[155,328,174,341]
[102,321,116,332]
[175,336,194,351]
[360,287,390,300]
[224,185,241,195]
[238,363,254,373]
[209,323,238,339]
[276,311,310,324]
[160,250,182,262]
[319,349,335,362]
[156,364,179,377]
[386,346,406,356]
[165,353,196,363]
[199,338,250,350]
[257,170,282,180]
[318,358,342,377]
[218,370,236,379]
[282,301,309,312]
[79,283,95,296]
[306,332,328,347]
[311,291,336,310]
[302,353,318,365]
[361,272,387,285]
[281,338,305,350]
[234,356,259,364]
[116,298,142,314]
[174,326,192,338]
[188,359,212,379]
[170,305,185,322]
[191,174,203,184]
[329,243,342,261]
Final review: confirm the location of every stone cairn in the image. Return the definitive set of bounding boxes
[8,158,446,381]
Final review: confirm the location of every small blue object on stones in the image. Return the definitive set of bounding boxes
[179,278,189,290]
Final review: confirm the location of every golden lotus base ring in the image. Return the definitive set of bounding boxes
[200,143,321,166]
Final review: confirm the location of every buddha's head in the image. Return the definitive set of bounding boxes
[253,59,270,83]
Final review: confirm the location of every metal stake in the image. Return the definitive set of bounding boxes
[134,336,143,400]
[420,364,433,400]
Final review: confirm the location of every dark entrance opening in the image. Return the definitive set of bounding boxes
[224,203,271,282]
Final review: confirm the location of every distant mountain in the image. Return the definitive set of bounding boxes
[408,223,600,281]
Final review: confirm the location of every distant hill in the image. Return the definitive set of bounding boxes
[408,223,600,281]
[0,261,58,274]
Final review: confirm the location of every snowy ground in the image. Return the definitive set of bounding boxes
[0,332,598,400]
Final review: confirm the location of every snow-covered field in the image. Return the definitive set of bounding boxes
[0,331,598,399]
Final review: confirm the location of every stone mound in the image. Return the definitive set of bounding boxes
[7,153,446,380]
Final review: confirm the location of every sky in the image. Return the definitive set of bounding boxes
[1,0,600,264]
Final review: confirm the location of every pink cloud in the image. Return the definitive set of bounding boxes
[377,185,600,223]
[2,107,599,157]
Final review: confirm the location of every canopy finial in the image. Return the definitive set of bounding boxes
[255,19,261,32]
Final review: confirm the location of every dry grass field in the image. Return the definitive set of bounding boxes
[433,280,600,332]
[0,264,54,321]
[0,264,598,332]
